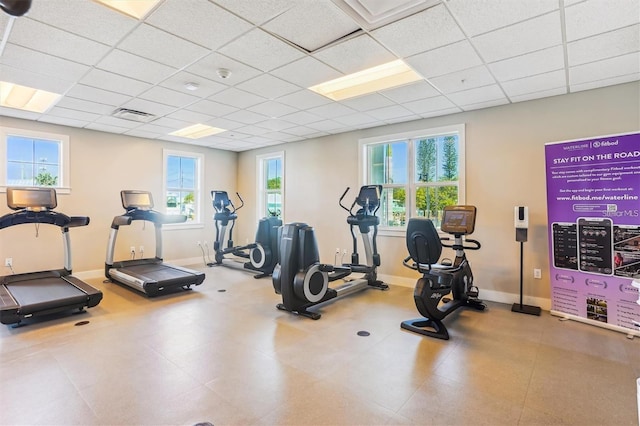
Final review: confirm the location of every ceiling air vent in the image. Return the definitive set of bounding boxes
[112,108,156,123]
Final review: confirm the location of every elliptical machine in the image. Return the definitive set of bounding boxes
[272,185,388,320]
[208,190,282,279]
[401,205,485,340]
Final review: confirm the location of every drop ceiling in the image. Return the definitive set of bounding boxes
[0,0,638,152]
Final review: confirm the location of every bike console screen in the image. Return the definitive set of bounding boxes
[441,205,477,235]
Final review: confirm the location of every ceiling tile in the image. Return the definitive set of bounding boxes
[334,112,378,126]
[139,86,200,108]
[366,104,414,120]
[160,72,227,99]
[206,117,246,131]
[214,0,297,25]
[117,24,209,69]
[379,80,441,103]
[313,34,396,74]
[125,129,163,139]
[56,97,116,115]
[306,102,356,119]
[1,44,90,81]
[371,4,465,57]
[489,45,565,82]
[186,100,238,117]
[272,56,343,88]
[262,1,359,52]
[186,52,262,86]
[341,93,396,111]
[218,29,306,72]
[564,0,640,42]
[254,119,297,131]
[306,119,350,132]
[164,109,214,124]
[567,25,640,67]
[96,50,176,85]
[406,40,482,78]
[135,123,176,134]
[120,98,176,117]
[85,122,130,134]
[459,98,509,111]
[38,116,89,128]
[247,101,298,118]
[224,110,270,125]
[236,74,301,100]
[428,65,496,94]
[47,106,100,122]
[472,12,562,63]
[93,116,142,129]
[276,90,332,109]
[502,70,567,98]
[151,116,192,130]
[420,107,462,118]
[0,106,41,120]
[510,87,567,103]
[80,69,152,97]
[280,110,324,125]
[209,87,267,109]
[66,84,132,106]
[569,52,640,86]
[0,64,74,94]
[570,72,640,93]
[9,18,110,65]
[403,96,456,114]
[263,131,300,142]
[26,0,137,45]
[147,0,254,50]
[282,125,322,137]
[447,84,506,106]
[446,0,558,36]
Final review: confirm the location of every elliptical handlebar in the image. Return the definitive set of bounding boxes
[234,192,245,211]
[338,187,351,214]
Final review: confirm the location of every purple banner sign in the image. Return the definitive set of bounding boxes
[545,132,640,334]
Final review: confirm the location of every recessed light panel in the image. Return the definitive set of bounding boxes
[170,124,226,139]
[93,0,161,19]
[0,82,61,113]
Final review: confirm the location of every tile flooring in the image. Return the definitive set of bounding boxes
[1,264,638,425]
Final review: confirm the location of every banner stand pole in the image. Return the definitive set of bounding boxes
[512,240,541,316]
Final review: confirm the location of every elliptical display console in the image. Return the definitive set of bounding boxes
[401,205,486,339]
[272,185,388,320]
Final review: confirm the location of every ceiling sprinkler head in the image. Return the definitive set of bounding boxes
[184,82,199,91]
[217,68,231,79]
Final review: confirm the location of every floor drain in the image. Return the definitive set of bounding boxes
[74,321,90,326]
[357,331,370,337]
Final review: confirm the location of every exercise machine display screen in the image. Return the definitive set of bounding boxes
[356,185,381,209]
[578,217,613,275]
[121,190,153,210]
[7,187,57,210]
[552,222,578,270]
[441,206,476,235]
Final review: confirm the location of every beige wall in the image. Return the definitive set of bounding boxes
[237,82,640,306]
[0,116,237,274]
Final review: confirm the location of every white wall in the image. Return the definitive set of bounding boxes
[236,82,640,307]
[0,116,237,275]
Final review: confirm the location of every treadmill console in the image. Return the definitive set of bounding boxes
[441,205,476,235]
[121,190,153,210]
[7,187,57,211]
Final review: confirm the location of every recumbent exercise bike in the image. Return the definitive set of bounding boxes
[401,205,486,339]
[272,185,388,319]
[208,190,282,279]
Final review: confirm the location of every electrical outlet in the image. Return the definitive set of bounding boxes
[197,240,201,246]
[130,246,136,253]
[5,258,12,267]
[533,268,542,279]
[139,246,144,253]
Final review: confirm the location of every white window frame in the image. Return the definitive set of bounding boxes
[359,123,466,237]
[256,151,285,222]
[162,149,204,229]
[0,127,71,194]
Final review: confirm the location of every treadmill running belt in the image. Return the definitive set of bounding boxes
[120,263,197,282]
[7,277,86,306]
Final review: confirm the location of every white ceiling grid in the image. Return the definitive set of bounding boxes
[0,0,637,152]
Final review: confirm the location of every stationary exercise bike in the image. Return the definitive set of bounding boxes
[272,185,388,320]
[208,190,282,279]
[401,205,486,340]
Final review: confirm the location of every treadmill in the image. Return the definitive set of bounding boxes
[0,187,103,326]
[105,190,205,296]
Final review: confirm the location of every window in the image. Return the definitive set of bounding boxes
[257,152,284,220]
[360,124,465,233]
[0,127,70,192]
[163,149,203,225]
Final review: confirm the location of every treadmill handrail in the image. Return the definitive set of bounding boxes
[0,210,89,230]
[115,208,186,227]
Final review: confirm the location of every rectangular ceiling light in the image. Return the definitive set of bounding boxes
[93,0,161,19]
[170,124,226,139]
[308,59,422,101]
[0,82,61,113]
